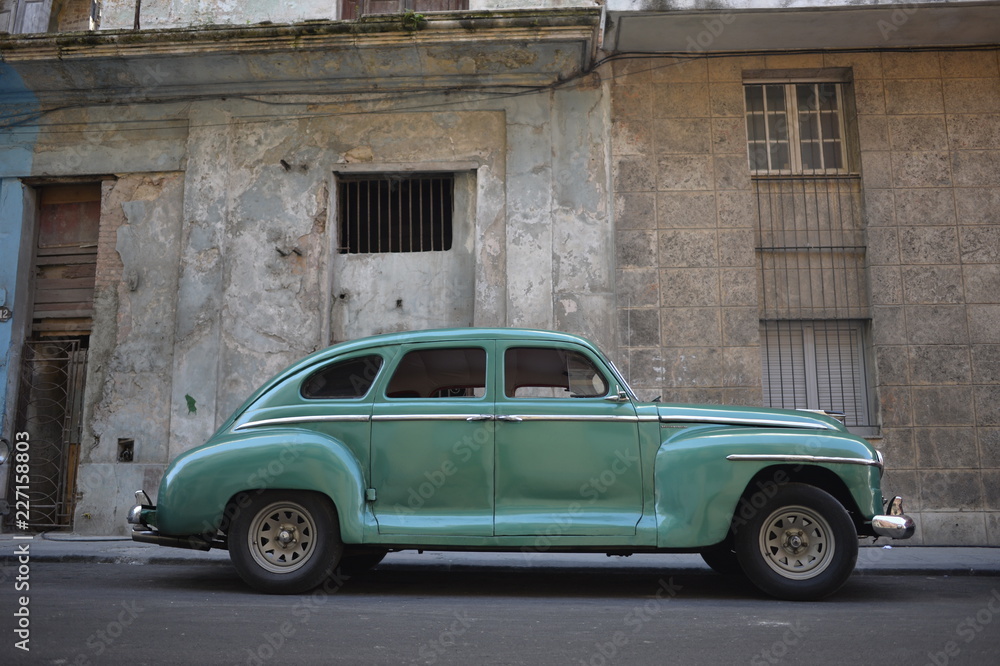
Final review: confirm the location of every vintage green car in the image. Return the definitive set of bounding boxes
[128,328,913,600]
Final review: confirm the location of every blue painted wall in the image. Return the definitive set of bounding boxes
[0,61,38,440]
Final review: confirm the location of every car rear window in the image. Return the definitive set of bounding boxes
[301,355,384,399]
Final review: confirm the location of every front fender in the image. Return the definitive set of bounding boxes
[654,426,883,548]
[155,429,367,543]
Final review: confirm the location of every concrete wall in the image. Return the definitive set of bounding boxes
[3,83,611,533]
[98,0,601,29]
[609,49,1000,545]
[100,0,339,29]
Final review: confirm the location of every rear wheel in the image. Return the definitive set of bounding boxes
[734,483,857,601]
[228,491,343,594]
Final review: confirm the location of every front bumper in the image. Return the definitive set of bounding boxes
[871,496,916,539]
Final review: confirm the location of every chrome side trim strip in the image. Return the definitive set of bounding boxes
[239,413,644,428]
[503,414,640,422]
[375,414,640,423]
[726,453,879,467]
[372,414,487,422]
[235,414,371,430]
[661,415,834,430]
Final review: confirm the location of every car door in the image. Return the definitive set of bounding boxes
[493,341,643,536]
[370,342,495,536]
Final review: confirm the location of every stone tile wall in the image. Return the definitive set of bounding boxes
[612,55,762,408]
[610,50,1000,545]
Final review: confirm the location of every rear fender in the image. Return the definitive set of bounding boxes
[155,429,366,543]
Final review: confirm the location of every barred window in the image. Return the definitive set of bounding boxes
[747,76,873,435]
[337,174,454,254]
[745,83,849,175]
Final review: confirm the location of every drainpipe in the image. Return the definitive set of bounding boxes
[134,0,141,30]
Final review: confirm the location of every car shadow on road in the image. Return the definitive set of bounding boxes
[146,561,909,603]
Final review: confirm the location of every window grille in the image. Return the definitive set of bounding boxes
[337,174,454,254]
[746,79,874,433]
[754,176,867,321]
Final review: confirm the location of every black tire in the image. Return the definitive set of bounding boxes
[337,548,389,576]
[700,538,743,576]
[734,483,857,601]
[228,491,343,594]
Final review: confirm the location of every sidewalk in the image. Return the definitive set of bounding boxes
[3,532,998,576]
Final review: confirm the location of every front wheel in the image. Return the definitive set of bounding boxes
[734,483,857,601]
[228,491,343,594]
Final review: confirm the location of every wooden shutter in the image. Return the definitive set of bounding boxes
[32,184,100,334]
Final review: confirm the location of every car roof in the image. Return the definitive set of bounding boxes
[326,327,595,354]
[216,328,606,433]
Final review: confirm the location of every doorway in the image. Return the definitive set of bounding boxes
[5,183,99,528]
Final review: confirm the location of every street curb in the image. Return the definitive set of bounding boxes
[19,551,1000,577]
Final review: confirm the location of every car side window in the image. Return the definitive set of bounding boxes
[301,355,384,399]
[385,347,487,398]
[505,347,609,398]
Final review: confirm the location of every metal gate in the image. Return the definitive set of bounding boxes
[5,339,87,528]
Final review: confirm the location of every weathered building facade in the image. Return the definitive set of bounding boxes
[1,0,998,544]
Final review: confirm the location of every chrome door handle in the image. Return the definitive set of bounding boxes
[466,414,493,421]
[495,415,523,422]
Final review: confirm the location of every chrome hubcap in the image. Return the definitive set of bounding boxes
[759,505,834,580]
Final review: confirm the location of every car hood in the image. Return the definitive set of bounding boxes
[656,403,845,431]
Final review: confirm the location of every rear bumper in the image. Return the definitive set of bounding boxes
[871,496,916,539]
[127,489,224,552]
[131,529,215,551]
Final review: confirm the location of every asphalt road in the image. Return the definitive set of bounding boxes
[4,561,1000,665]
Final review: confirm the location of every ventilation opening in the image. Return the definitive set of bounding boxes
[337,174,454,254]
[117,438,134,463]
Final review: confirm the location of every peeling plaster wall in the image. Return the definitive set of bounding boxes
[99,1,602,29]
[76,173,185,532]
[100,0,337,30]
[8,80,611,534]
